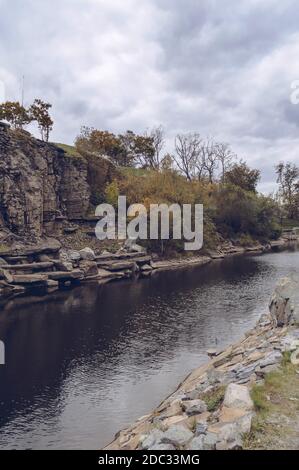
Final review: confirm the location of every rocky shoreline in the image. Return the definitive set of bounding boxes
[104,277,299,451]
[0,235,296,303]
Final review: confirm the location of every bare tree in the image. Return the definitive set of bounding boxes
[200,138,218,183]
[144,125,165,170]
[214,142,236,182]
[173,133,202,180]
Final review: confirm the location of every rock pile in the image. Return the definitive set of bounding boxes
[105,278,299,451]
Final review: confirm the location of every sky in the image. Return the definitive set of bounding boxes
[1,0,299,192]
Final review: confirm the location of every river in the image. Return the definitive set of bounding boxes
[0,245,298,449]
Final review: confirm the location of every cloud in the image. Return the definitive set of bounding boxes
[0,0,299,192]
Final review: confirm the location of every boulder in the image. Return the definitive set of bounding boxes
[124,237,145,253]
[290,349,299,366]
[140,430,165,450]
[223,383,254,411]
[187,435,205,450]
[79,247,96,261]
[269,277,299,326]
[161,424,193,447]
[79,260,98,277]
[181,399,207,416]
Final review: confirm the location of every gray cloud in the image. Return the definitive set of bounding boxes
[1,0,299,192]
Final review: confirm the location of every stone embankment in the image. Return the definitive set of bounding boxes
[0,235,296,302]
[104,277,299,451]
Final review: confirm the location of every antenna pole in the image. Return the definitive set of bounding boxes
[21,75,25,106]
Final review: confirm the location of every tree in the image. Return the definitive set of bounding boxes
[75,127,123,162]
[275,162,299,219]
[144,125,165,170]
[29,99,53,141]
[174,133,201,181]
[215,142,236,182]
[225,161,260,192]
[118,130,137,167]
[200,138,218,183]
[133,134,155,168]
[0,101,31,129]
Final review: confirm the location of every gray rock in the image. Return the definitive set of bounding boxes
[223,383,254,411]
[195,423,208,435]
[0,257,8,266]
[68,250,81,262]
[187,435,205,450]
[79,247,96,261]
[140,430,165,450]
[161,425,194,447]
[269,277,299,326]
[182,399,207,416]
[148,443,175,451]
[259,351,282,368]
[181,389,200,401]
[202,432,218,450]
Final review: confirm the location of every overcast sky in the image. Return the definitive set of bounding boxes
[1,0,299,192]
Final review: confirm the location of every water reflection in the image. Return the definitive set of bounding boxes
[0,246,298,449]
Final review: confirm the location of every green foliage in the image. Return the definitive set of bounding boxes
[225,161,261,192]
[213,184,281,240]
[105,180,120,207]
[75,127,156,168]
[28,99,53,141]
[201,385,226,412]
[0,101,31,129]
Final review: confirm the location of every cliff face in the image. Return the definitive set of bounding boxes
[0,122,90,239]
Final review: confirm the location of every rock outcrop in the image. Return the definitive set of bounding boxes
[269,276,299,326]
[0,123,90,239]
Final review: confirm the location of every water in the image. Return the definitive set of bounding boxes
[0,245,298,449]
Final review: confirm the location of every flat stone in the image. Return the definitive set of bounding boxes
[48,270,83,281]
[259,351,282,368]
[223,383,254,411]
[207,349,218,357]
[11,273,48,285]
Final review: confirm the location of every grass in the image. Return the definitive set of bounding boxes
[120,166,150,177]
[244,351,299,449]
[52,142,82,158]
[201,385,226,412]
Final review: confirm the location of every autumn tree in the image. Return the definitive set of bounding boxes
[29,99,53,141]
[0,101,31,129]
[132,134,155,168]
[225,161,260,192]
[75,127,123,162]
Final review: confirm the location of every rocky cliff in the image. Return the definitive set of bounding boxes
[0,122,91,241]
